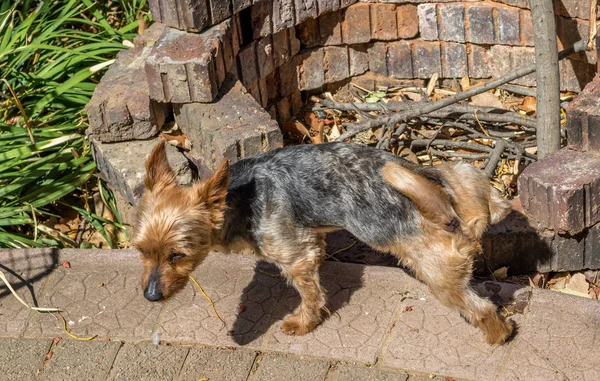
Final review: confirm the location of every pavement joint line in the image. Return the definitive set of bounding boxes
[37,337,59,381]
[245,351,264,381]
[102,340,124,380]
[20,266,59,338]
[374,288,405,366]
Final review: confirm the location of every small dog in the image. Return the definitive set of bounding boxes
[134,141,513,345]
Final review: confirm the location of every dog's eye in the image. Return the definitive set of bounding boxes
[169,253,185,264]
[445,217,460,232]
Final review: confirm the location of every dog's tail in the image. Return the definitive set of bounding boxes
[382,162,458,230]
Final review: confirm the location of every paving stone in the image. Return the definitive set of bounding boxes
[497,6,520,45]
[397,4,419,39]
[371,4,398,41]
[107,343,188,380]
[298,48,325,90]
[342,3,371,45]
[329,364,408,381]
[319,11,342,46]
[368,42,389,76]
[381,272,518,381]
[417,4,438,41]
[273,0,296,32]
[145,20,238,103]
[295,0,318,25]
[0,338,50,380]
[43,340,121,381]
[265,263,403,363]
[467,5,495,44]
[177,347,257,381]
[349,44,369,77]
[86,23,169,143]
[149,0,210,32]
[495,289,600,380]
[439,4,465,43]
[566,75,600,153]
[24,249,163,341]
[324,46,350,83]
[174,79,283,172]
[411,41,441,79]
[252,354,330,381]
[0,249,58,337]
[388,41,413,79]
[518,148,600,234]
[441,42,467,78]
[91,138,193,206]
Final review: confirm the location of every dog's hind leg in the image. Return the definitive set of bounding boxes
[260,231,327,336]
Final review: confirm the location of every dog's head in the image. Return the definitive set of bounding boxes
[133,141,229,302]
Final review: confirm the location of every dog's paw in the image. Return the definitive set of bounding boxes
[281,315,311,336]
[483,315,515,345]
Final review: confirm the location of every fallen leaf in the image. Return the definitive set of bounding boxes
[518,96,537,114]
[283,120,311,140]
[46,352,53,360]
[528,272,548,288]
[328,124,341,141]
[470,92,505,109]
[61,261,71,269]
[460,76,471,91]
[492,266,508,281]
[53,337,61,344]
[566,273,590,294]
[403,305,413,312]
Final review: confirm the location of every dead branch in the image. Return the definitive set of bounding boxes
[484,139,506,178]
[336,39,588,142]
[411,139,492,152]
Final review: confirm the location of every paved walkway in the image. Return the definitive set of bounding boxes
[1,249,598,380]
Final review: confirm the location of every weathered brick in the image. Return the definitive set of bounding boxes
[567,74,600,153]
[295,0,317,25]
[439,4,465,43]
[324,46,350,83]
[272,29,291,67]
[150,0,210,32]
[289,26,301,55]
[467,5,495,44]
[258,77,269,107]
[397,4,419,39]
[518,147,600,235]
[411,41,441,79]
[560,58,596,93]
[277,96,292,122]
[265,71,280,102]
[554,0,591,20]
[556,17,597,65]
[585,223,600,269]
[320,11,342,45]
[238,42,258,87]
[417,4,438,41]
[387,41,412,78]
[232,0,252,14]
[291,90,303,115]
[317,0,340,14]
[278,58,299,97]
[368,42,388,76]
[86,24,169,143]
[174,79,283,171]
[297,17,321,48]
[467,44,493,78]
[339,0,358,8]
[349,44,369,76]
[299,48,325,90]
[145,21,237,103]
[256,36,274,78]
[246,81,261,104]
[492,0,529,8]
[489,45,535,86]
[209,0,232,24]
[251,0,272,39]
[273,0,296,32]
[520,10,534,46]
[371,4,398,41]
[497,6,520,45]
[342,3,371,44]
[441,42,467,78]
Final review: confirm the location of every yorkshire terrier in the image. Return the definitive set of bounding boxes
[133,141,513,345]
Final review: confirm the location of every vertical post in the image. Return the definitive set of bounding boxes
[530,0,561,160]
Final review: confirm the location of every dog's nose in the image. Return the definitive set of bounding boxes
[144,280,162,301]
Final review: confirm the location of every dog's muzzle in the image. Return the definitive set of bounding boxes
[144,269,162,301]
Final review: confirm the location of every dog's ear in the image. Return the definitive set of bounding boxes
[144,141,177,193]
[195,159,230,209]
[382,162,458,229]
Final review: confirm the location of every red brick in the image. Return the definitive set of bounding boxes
[291,90,303,116]
[441,42,467,78]
[265,71,279,102]
[256,36,274,78]
[273,0,296,32]
[467,44,493,78]
[411,41,441,79]
[496,6,520,45]
[289,27,301,56]
[387,41,412,79]
[209,0,232,24]
[272,29,291,67]
[232,0,251,14]
[520,10,534,46]
[324,46,350,83]
[258,77,269,107]
[518,148,600,234]
[342,4,371,45]
[439,4,465,43]
[319,11,342,46]
[295,0,317,25]
[150,0,210,32]
[585,223,600,269]
[560,58,596,93]
[317,0,340,14]
[567,74,600,153]
[371,4,398,41]
[297,17,321,48]
[349,44,369,76]
[238,42,258,87]
[251,0,272,39]
[490,45,535,86]
[417,4,438,41]
[368,43,388,76]
[397,4,418,39]
[339,0,357,8]
[278,59,299,97]
[299,48,325,90]
[467,5,495,44]
[277,96,292,122]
